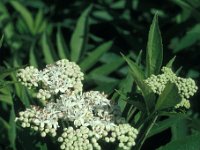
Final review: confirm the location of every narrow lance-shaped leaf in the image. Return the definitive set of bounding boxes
[146,13,163,76]
[41,33,55,64]
[56,28,69,59]
[0,67,20,79]
[34,9,43,33]
[0,35,4,48]
[166,56,176,68]
[155,83,181,110]
[10,1,34,34]
[0,117,10,130]
[29,42,38,67]
[0,87,13,104]
[122,54,154,113]
[8,105,16,150]
[88,56,124,76]
[136,50,143,65]
[148,114,188,138]
[122,54,149,97]
[80,41,113,72]
[70,5,92,62]
[116,72,134,111]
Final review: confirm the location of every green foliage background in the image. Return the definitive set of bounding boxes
[0,0,200,150]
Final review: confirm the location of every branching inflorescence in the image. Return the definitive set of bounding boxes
[145,67,198,109]
[16,59,138,150]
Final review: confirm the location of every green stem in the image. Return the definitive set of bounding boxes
[127,107,137,122]
[134,114,158,150]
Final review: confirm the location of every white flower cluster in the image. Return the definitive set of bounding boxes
[16,59,138,150]
[145,67,198,109]
[58,124,138,150]
[17,59,84,101]
[17,66,40,88]
[55,91,122,127]
[15,103,63,137]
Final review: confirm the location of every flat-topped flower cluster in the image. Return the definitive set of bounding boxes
[144,67,198,109]
[16,59,138,150]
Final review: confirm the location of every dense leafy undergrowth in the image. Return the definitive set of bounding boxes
[0,0,200,150]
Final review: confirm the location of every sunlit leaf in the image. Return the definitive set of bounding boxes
[146,13,163,76]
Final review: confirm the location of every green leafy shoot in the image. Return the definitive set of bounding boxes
[146,13,163,76]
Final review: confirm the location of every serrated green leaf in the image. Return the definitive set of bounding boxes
[56,28,69,59]
[155,83,181,110]
[80,41,113,72]
[157,133,200,150]
[10,1,34,34]
[41,32,55,64]
[146,13,163,76]
[70,5,92,62]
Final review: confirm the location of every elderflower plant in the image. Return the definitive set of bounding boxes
[17,59,84,102]
[15,59,138,150]
[144,67,198,109]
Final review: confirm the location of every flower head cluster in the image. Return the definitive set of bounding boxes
[56,91,122,127]
[17,59,84,101]
[145,67,198,108]
[40,59,84,95]
[15,103,63,137]
[17,66,39,88]
[16,59,138,150]
[58,124,138,150]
